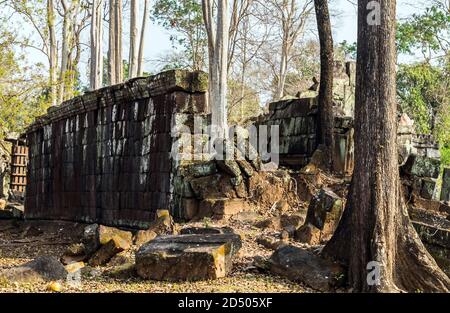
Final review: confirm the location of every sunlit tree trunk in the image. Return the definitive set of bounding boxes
[90,0,104,90]
[202,0,229,138]
[47,0,57,106]
[322,0,450,292]
[137,0,149,76]
[314,0,334,170]
[129,0,139,78]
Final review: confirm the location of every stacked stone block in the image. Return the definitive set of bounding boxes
[25,70,208,228]
[262,98,319,169]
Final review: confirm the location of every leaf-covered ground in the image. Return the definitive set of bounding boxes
[0,218,315,293]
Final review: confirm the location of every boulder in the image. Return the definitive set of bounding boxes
[0,203,24,219]
[0,256,68,284]
[135,233,242,281]
[267,245,344,291]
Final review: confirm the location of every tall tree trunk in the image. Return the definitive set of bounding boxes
[90,0,104,90]
[47,0,57,106]
[108,0,117,85]
[202,0,229,139]
[137,0,149,76]
[314,0,334,170]
[129,0,139,78]
[322,0,450,292]
[276,41,288,100]
[59,0,79,103]
[115,0,123,82]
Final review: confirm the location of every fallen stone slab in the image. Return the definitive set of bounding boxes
[0,256,68,284]
[81,224,133,256]
[135,233,242,282]
[266,245,344,292]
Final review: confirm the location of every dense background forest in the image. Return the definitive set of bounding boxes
[0,0,448,165]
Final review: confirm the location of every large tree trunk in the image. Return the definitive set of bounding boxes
[108,0,123,84]
[128,0,139,78]
[322,0,450,292]
[202,0,229,139]
[90,0,104,90]
[47,0,57,106]
[314,0,334,170]
[115,0,123,82]
[137,0,149,76]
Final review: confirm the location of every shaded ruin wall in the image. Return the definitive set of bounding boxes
[25,70,208,228]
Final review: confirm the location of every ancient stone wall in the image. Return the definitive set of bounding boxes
[25,70,208,228]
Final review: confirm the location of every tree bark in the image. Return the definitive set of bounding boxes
[108,0,123,84]
[322,0,450,292]
[47,0,57,106]
[314,0,334,170]
[128,0,139,78]
[90,0,104,90]
[137,0,149,76]
[202,0,229,138]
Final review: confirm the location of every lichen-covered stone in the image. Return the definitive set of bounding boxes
[402,154,441,179]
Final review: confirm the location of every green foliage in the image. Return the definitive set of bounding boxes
[338,40,357,60]
[152,0,207,71]
[396,4,450,163]
[0,26,50,141]
[396,5,450,57]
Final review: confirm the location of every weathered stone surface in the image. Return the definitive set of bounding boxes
[216,160,242,178]
[198,198,251,219]
[98,225,133,246]
[146,213,175,235]
[88,236,130,267]
[187,162,218,178]
[401,154,441,179]
[295,223,322,245]
[0,256,68,283]
[133,229,158,246]
[107,252,132,266]
[190,174,237,199]
[267,245,344,291]
[256,236,287,250]
[296,188,343,244]
[420,178,437,200]
[135,234,242,281]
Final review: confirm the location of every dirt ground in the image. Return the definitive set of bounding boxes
[0,217,316,293]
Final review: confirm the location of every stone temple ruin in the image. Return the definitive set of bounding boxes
[1,63,449,285]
